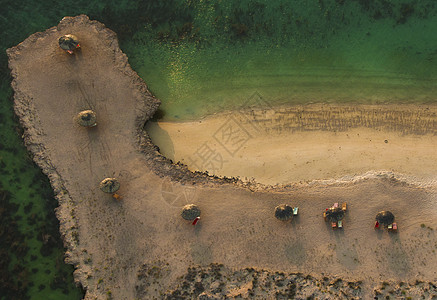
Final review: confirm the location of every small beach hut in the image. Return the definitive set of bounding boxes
[181,204,201,221]
[325,207,345,222]
[274,204,293,221]
[99,178,120,193]
[375,211,394,225]
[74,110,97,127]
[59,34,80,54]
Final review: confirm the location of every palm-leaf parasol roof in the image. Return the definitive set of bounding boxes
[75,110,97,127]
[274,204,293,221]
[59,34,80,52]
[375,211,395,225]
[181,204,201,221]
[325,207,345,222]
[99,178,120,193]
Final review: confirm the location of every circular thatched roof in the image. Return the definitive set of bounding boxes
[274,204,293,221]
[75,110,97,127]
[325,207,345,222]
[99,178,120,193]
[375,211,394,225]
[181,204,201,220]
[58,34,80,51]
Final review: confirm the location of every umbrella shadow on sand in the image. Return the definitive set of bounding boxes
[375,228,384,240]
[335,245,360,270]
[191,242,213,266]
[386,235,411,275]
[284,240,306,266]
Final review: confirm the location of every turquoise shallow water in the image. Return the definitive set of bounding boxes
[124,0,437,120]
[0,0,436,298]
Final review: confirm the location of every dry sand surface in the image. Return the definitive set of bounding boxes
[8,15,437,299]
[147,104,437,185]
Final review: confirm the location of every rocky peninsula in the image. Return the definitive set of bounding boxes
[8,15,437,299]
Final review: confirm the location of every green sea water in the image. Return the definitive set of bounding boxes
[1,0,436,298]
[125,0,437,120]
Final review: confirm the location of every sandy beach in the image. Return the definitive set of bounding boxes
[7,15,437,299]
[147,104,437,185]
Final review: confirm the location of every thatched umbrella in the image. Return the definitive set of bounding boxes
[325,207,345,222]
[59,34,80,54]
[181,204,201,221]
[375,211,394,225]
[274,204,293,221]
[99,178,120,193]
[74,110,97,127]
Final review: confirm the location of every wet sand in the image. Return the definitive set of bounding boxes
[7,15,437,299]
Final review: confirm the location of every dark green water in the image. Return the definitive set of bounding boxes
[1,0,436,298]
[0,80,84,298]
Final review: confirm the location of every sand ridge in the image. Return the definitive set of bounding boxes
[7,15,437,299]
